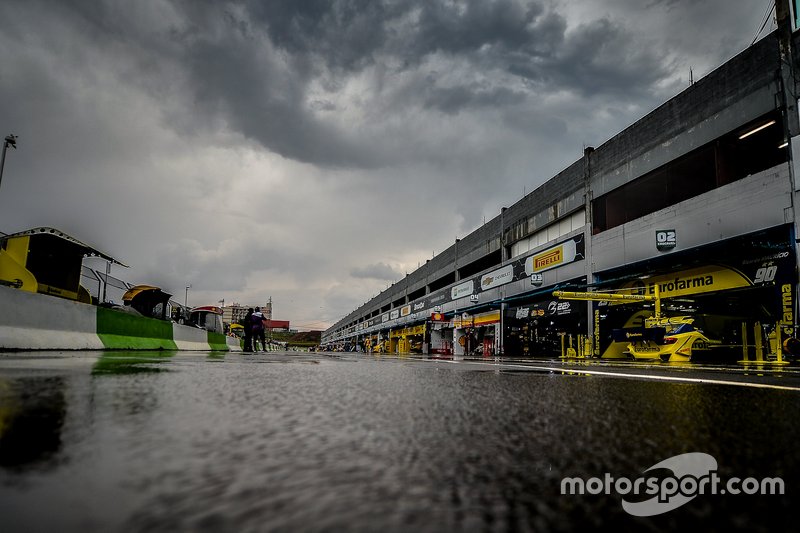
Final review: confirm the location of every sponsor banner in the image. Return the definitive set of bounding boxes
[525,237,582,275]
[547,300,573,316]
[400,305,411,317]
[382,313,390,323]
[412,301,426,313]
[453,315,472,328]
[620,265,751,299]
[390,309,399,320]
[780,283,794,336]
[426,292,448,308]
[389,324,426,338]
[474,310,501,326]
[455,310,501,328]
[511,301,577,320]
[594,226,796,334]
[481,264,514,291]
[451,280,474,299]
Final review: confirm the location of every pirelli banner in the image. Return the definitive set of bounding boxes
[524,236,584,275]
[476,234,584,294]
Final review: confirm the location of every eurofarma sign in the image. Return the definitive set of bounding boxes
[621,264,751,299]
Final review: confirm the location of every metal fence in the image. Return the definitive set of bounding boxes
[80,265,132,306]
[79,266,185,315]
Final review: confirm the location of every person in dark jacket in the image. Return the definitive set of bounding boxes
[243,308,254,352]
[252,307,267,351]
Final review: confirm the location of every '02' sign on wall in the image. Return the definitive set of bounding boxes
[656,229,676,251]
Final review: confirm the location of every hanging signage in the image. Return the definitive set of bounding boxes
[451,280,474,299]
[473,310,501,325]
[620,264,751,299]
[427,293,448,307]
[454,313,473,328]
[547,300,572,315]
[481,264,514,291]
[525,237,581,275]
[389,324,427,338]
[655,229,677,251]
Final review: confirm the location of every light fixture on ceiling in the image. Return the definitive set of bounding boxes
[738,120,776,140]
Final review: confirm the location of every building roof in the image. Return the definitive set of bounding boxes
[0,226,128,266]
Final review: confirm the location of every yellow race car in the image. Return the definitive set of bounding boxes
[622,316,717,362]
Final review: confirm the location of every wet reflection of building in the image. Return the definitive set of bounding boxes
[0,377,66,471]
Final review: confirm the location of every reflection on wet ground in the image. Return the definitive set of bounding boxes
[0,350,798,531]
[0,376,65,472]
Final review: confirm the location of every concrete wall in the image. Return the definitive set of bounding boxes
[592,165,791,272]
[173,322,214,351]
[0,284,104,350]
[0,285,243,352]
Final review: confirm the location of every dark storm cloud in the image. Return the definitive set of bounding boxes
[403,0,547,60]
[200,0,671,153]
[248,0,669,102]
[527,17,669,98]
[7,0,674,170]
[246,0,395,72]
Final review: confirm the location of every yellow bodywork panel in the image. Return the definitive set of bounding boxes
[0,238,37,293]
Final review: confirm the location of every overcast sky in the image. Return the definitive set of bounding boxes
[0,0,776,330]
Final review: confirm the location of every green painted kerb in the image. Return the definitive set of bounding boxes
[207,331,229,351]
[97,307,178,350]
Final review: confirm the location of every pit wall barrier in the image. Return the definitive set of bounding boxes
[0,285,242,352]
[0,284,105,350]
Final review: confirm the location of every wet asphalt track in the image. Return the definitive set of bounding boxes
[0,350,798,532]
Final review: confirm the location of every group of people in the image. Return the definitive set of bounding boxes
[242,307,268,352]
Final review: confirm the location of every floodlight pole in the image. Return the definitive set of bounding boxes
[0,134,18,192]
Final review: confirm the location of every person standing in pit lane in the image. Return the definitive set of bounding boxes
[252,307,267,352]
[242,308,254,352]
